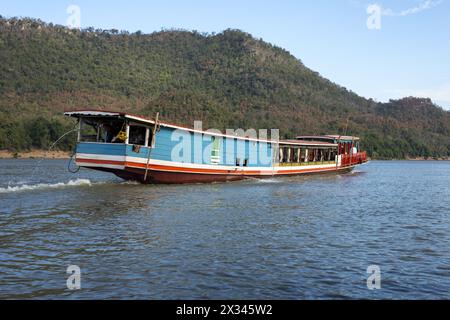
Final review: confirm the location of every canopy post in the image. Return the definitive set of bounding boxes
[144,112,160,182]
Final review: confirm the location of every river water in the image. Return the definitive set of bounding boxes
[0,159,450,299]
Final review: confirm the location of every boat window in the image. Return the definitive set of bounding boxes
[318,149,323,162]
[328,148,336,161]
[291,148,298,163]
[243,159,248,167]
[316,149,321,162]
[211,136,220,165]
[282,147,290,163]
[236,158,241,167]
[278,146,305,164]
[323,149,328,161]
[308,149,315,162]
[79,118,98,142]
[301,148,306,162]
[99,121,125,143]
[129,125,146,146]
[80,118,125,143]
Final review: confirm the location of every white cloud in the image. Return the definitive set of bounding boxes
[399,0,442,16]
[380,0,443,16]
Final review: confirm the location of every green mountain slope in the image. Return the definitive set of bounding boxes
[1,17,449,158]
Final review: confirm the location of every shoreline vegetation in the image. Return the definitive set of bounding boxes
[1,17,450,159]
[0,150,71,159]
[405,157,450,161]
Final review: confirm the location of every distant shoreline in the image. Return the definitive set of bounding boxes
[0,150,71,159]
[0,149,448,161]
[401,157,450,161]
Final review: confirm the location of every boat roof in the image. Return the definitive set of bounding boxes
[65,110,157,125]
[297,135,360,142]
[280,140,337,148]
[65,110,339,147]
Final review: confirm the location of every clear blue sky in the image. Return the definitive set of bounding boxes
[1,0,449,109]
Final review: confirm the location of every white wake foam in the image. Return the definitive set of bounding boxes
[0,179,92,194]
[257,178,282,183]
[245,177,282,184]
[120,180,142,185]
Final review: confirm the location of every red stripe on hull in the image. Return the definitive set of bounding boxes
[125,167,245,184]
[77,158,347,176]
[77,158,265,175]
[81,164,355,184]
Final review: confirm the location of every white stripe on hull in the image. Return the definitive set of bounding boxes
[75,153,342,176]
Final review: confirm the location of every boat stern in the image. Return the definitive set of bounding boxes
[75,142,127,171]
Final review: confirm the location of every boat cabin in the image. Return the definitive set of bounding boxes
[278,140,338,166]
[297,135,361,155]
[76,111,156,148]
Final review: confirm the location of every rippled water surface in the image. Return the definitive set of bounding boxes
[1,159,450,299]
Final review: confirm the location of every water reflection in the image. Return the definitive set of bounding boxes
[1,160,450,299]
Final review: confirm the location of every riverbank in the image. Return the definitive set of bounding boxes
[405,156,450,161]
[0,150,71,159]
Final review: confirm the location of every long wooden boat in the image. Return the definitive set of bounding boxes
[65,110,368,184]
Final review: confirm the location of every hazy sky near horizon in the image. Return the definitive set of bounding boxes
[1,0,450,109]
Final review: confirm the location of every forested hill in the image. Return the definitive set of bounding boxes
[1,17,449,159]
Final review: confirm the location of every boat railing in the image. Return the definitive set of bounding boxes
[278,160,335,167]
[341,151,367,167]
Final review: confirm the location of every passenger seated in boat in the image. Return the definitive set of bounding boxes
[102,124,116,143]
